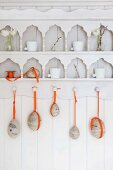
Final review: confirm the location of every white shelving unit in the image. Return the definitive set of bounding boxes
[0,9,113,170]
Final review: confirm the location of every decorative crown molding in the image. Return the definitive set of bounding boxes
[0,1,113,11]
[0,9,113,21]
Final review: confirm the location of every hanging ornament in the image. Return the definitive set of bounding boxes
[50,87,60,117]
[27,86,41,131]
[69,88,80,140]
[8,87,20,138]
[90,87,105,139]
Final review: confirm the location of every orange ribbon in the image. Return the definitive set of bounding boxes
[74,91,77,127]
[33,87,40,130]
[50,89,57,116]
[97,91,100,118]
[13,89,16,120]
[6,67,39,83]
[33,88,37,112]
[53,90,56,103]
[90,117,104,139]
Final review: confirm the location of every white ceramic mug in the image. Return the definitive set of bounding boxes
[27,41,38,52]
[72,41,84,51]
[50,68,61,79]
[95,68,105,78]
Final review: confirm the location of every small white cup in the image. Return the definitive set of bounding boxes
[50,68,61,79]
[27,41,38,52]
[95,68,105,78]
[73,41,84,51]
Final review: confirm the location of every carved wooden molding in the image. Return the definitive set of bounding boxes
[0,1,113,11]
[0,9,113,20]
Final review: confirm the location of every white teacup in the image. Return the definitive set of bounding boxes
[95,68,105,78]
[27,41,38,52]
[50,68,61,79]
[73,41,84,51]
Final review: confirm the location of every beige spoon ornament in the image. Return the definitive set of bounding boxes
[90,87,105,139]
[8,87,20,138]
[69,88,80,140]
[50,87,60,117]
[27,86,41,131]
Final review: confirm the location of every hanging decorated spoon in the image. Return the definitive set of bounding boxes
[50,87,60,117]
[90,87,105,139]
[27,86,41,131]
[8,87,20,138]
[69,88,80,140]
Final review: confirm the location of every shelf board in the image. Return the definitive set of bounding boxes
[0,51,113,55]
[22,78,113,82]
[1,78,113,82]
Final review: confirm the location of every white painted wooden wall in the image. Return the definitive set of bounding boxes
[0,81,113,170]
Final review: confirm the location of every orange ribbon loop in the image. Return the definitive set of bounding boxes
[34,88,37,112]
[53,90,56,103]
[97,91,100,118]
[74,91,77,127]
[90,117,104,139]
[13,89,16,120]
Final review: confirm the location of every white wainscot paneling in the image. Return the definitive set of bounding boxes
[0,81,113,170]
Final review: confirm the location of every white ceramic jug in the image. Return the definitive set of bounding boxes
[27,41,38,52]
[73,41,84,51]
[50,68,61,79]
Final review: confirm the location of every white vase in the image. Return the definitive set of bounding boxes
[73,41,84,51]
[95,68,105,78]
[50,68,61,79]
[27,41,38,52]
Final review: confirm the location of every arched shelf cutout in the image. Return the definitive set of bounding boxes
[89,25,113,51]
[23,58,43,78]
[67,58,87,78]
[89,58,113,78]
[45,58,65,78]
[0,25,20,51]
[0,58,21,78]
[45,25,65,51]
[67,25,88,51]
[22,25,43,51]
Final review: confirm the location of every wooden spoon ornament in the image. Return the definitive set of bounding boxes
[27,86,41,131]
[69,88,80,140]
[8,87,20,138]
[90,87,105,139]
[50,87,60,117]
